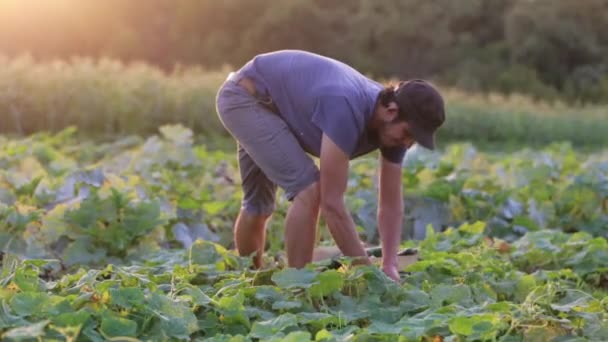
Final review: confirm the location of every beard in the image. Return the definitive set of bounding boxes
[368,122,395,148]
[366,125,380,146]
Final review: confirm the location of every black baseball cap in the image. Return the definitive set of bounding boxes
[395,79,445,150]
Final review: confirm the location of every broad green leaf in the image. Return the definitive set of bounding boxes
[249,313,298,339]
[315,329,334,341]
[297,312,341,329]
[40,203,68,243]
[109,287,145,309]
[13,265,43,292]
[189,239,223,265]
[100,315,138,338]
[515,274,537,302]
[51,310,91,327]
[401,289,431,313]
[367,320,403,334]
[272,301,302,310]
[2,320,50,339]
[181,285,213,307]
[254,286,284,303]
[430,284,473,307]
[449,314,503,339]
[204,334,249,342]
[62,239,106,266]
[448,316,475,336]
[148,292,198,338]
[315,326,359,341]
[459,221,486,235]
[310,270,344,298]
[487,301,514,313]
[271,268,318,289]
[10,292,50,317]
[217,292,250,327]
[269,331,311,342]
[203,201,228,215]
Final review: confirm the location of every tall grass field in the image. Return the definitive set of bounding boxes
[1,55,607,149]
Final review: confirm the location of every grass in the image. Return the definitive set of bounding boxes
[1,54,607,150]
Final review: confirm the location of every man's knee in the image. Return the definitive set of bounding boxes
[292,181,320,209]
[242,203,274,219]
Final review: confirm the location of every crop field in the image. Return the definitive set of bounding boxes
[0,125,606,341]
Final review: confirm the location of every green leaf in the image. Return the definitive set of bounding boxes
[272,301,302,310]
[515,274,537,302]
[449,314,502,339]
[109,287,145,309]
[40,203,69,243]
[401,289,431,313]
[2,320,50,340]
[189,239,223,265]
[123,199,164,235]
[51,309,91,327]
[249,313,298,339]
[100,315,138,338]
[203,201,229,215]
[254,286,285,303]
[430,284,473,307]
[181,285,214,307]
[148,292,198,339]
[449,316,476,336]
[458,221,486,235]
[297,312,340,329]
[10,292,50,317]
[177,196,200,210]
[310,270,344,298]
[315,326,359,341]
[270,331,312,342]
[62,239,106,266]
[271,268,318,289]
[513,215,540,231]
[217,292,250,327]
[367,320,403,334]
[13,265,43,292]
[204,334,249,342]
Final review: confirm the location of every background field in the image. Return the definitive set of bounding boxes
[1,56,607,150]
[1,0,607,340]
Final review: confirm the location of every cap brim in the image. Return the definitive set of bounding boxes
[409,124,436,150]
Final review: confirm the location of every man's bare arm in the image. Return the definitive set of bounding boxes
[319,133,369,264]
[377,154,404,278]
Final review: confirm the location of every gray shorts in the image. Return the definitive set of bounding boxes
[215,72,320,216]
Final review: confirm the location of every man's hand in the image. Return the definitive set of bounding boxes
[319,133,369,264]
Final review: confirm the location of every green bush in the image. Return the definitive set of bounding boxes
[0,55,227,137]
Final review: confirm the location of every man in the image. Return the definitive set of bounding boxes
[215,50,445,281]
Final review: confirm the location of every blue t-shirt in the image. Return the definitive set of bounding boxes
[236,50,407,164]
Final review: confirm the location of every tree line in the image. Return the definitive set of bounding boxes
[1,0,607,104]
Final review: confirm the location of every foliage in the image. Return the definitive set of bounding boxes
[0,126,606,339]
[1,0,608,104]
[0,57,607,148]
[1,126,607,260]
[0,223,606,341]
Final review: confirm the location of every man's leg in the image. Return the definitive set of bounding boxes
[285,181,320,268]
[216,75,320,269]
[234,209,270,269]
[234,145,277,269]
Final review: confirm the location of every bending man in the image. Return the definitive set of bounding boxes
[215,50,445,281]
